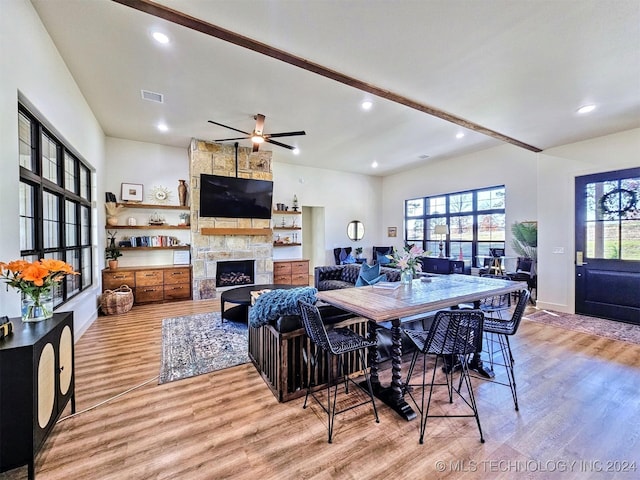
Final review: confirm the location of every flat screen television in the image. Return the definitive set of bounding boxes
[199,173,273,219]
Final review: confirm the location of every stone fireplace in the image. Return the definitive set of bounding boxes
[188,140,274,300]
[216,260,255,288]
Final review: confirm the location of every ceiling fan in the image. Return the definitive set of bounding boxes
[208,114,305,152]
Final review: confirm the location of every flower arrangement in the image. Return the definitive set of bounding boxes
[388,244,424,280]
[0,258,78,321]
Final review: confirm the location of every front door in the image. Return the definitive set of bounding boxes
[575,167,640,324]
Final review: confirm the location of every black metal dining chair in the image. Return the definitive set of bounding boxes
[298,300,379,443]
[403,309,486,444]
[481,289,530,411]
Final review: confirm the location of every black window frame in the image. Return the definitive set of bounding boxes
[405,185,506,268]
[18,104,93,308]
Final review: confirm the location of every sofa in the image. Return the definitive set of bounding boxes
[314,264,401,291]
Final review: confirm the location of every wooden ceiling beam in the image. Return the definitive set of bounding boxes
[113,0,543,153]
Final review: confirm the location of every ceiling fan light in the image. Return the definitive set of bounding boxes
[292,148,300,155]
[251,134,264,144]
[577,104,596,114]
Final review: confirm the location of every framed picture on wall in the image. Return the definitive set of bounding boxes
[121,183,143,202]
[388,226,397,237]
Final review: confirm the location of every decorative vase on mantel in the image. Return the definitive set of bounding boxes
[178,180,188,207]
[21,290,54,322]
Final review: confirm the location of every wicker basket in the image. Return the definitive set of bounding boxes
[101,285,134,315]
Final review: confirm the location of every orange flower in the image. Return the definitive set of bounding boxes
[1,258,78,299]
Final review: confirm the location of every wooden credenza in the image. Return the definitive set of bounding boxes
[273,259,310,285]
[0,312,75,480]
[102,265,192,304]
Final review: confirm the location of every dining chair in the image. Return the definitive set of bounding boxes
[478,274,512,320]
[403,309,485,444]
[297,300,379,443]
[481,289,529,411]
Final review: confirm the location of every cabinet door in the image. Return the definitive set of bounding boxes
[163,283,190,300]
[36,343,56,432]
[163,267,190,285]
[58,324,73,397]
[135,270,163,286]
[103,271,135,290]
[135,286,164,303]
[274,262,292,276]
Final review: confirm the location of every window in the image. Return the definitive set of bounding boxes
[18,104,93,307]
[405,186,506,267]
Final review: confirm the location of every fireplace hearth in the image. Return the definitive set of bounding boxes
[216,260,255,287]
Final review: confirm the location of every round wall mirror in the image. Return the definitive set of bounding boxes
[347,220,365,241]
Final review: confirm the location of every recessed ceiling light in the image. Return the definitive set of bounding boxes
[371,161,378,168]
[361,101,373,111]
[152,32,170,44]
[577,104,596,114]
[456,132,465,139]
[292,148,300,155]
[157,123,168,132]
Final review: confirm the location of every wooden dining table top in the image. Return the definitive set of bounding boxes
[316,274,526,323]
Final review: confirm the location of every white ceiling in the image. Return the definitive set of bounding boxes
[30,0,640,176]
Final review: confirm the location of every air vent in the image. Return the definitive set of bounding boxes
[418,154,430,160]
[141,90,164,103]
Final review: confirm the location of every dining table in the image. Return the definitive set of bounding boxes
[316,274,526,421]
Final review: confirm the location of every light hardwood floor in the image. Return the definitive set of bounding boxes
[4,298,640,480]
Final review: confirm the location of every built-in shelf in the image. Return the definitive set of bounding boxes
[274,243,302,247]
[104,225,190,230]
[116,202,190,211]
[273,227,301,230]
[273,210,301,215]
[119,246,190,251]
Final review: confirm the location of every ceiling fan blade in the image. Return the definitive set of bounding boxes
[207,120,251,136]
[266,138,295,150]
[265,131,306,139]
[254,113,265,136]
[214,136,250,142]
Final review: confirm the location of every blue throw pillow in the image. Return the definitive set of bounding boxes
[377,252,391,265]
[356,273,387,287]
[342,253,356,264]
[339,248,348,263]
[358,262,380,283]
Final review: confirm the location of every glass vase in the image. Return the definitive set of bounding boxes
[401,269,413,285]
[21,290,54,322]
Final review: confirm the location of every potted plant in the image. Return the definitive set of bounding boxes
[354,247,363,259]
[105,230,122,269]
[511,221,537,261]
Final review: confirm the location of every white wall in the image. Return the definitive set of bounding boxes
[104,137,190,267]
[0,0,105,336]
[537,128,640,312]
[272,162,383,265]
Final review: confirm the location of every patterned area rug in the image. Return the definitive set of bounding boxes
[159,312,249,384]
[525,310,640,345]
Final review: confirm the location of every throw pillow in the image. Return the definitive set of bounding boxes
[357,262,381,284]
[355,272,387,287]
[338,248,349,263]
[342,253,356,264]
[377,252,391,265]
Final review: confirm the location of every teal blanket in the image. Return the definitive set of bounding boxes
[248,287,318,328]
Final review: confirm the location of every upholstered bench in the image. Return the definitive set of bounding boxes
[248,303,370,402]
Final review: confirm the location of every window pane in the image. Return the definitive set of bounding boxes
[65,250,81,297]
[65,200,77,246]
[449,193,473,213]
[19,112,35,171]
[65,152,78,194]
[478,187,505,210]
[81,247,92,288]
[406,219,424,240]
[80,164,90,200]
[42,132,59,184]
[621,219,640,260]
[428,196,446,215]
[81,205,90,245]
[449,215,474,241]
[44,251,64,306]
[406,198,423,217]
[43,191,60,248]
[19,182,35,251]
[478,213,505,241]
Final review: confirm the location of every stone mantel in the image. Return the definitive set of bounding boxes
[201,227,273,236]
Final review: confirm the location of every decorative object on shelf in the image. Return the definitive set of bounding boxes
[177,179,189,206]
[355,247,363,259]
[105,202,124,226]
[388,244,424,284]
[149,185,172,204]
[291,217,297,228]
[0,258,78,322]
[292,194,299,211]
[105,231,122,270]
[281,217,286,227]
[434,224,449,258]
[127,217,137,226]
[148,212,166,225]
[105,191,117,202]
[178,212,190,226]
[121,182,143,202]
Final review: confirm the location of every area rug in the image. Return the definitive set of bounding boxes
[524,310,640,345]
[159,312,249,384]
